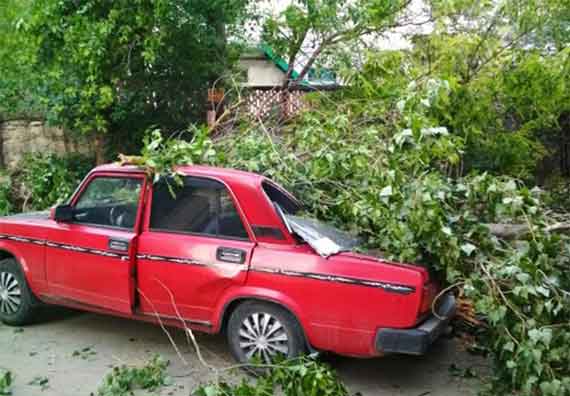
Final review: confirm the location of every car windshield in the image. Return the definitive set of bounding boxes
[283,215,361,257]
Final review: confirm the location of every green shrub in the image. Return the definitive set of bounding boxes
[0,369,12,395]
[19,153,93,211]
[0,172,13,216]
[194,356,348,396]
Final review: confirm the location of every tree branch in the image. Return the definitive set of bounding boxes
[485,221,570,239]
[282,29,309,89]
[289,0,417,88]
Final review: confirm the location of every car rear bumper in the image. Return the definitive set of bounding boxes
[374,293,456,355]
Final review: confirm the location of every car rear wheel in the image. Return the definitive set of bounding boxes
[0,258,38,326]
[227,301,306,366]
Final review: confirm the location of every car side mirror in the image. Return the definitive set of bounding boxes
[53,204,75,222]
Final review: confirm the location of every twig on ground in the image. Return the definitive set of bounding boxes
[136,287,189,366]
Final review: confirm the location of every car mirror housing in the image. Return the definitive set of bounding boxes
[53,204,74,222]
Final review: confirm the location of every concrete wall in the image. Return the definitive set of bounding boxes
[0,120,89,169]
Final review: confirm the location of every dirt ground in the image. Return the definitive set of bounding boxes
[0,308,489,396]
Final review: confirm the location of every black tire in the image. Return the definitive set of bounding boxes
[227,301,306,365]
[0,258,39,326]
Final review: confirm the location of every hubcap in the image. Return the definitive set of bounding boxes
[0,272,22,315]
[238,312,289,363]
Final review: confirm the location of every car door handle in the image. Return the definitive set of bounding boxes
[216,247,246,264]
[74,212,88,220]
[108,238,129,252]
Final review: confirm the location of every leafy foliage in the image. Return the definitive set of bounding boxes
[28,376,49,391]
[71,346,97,360]
[96,355,170,396]
[142,73,570,393]
[262,0,570,181]
[19,153,93,211]
[403,37,570,180]
[0,173,13,216]
[0,370,12,396]
[20,0,249,160]
[136,128,217,183]
[0,0,44,119]
[262,0,411,87]
[194,356,348,396]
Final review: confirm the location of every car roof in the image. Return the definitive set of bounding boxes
[91,163,264,186]
[91,162,297,244]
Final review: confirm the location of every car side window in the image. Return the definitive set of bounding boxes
[150,177,249,240]
[74,177,142,230]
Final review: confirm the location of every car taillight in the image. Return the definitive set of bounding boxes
[420,283,436,314]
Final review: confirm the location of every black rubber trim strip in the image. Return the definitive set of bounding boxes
[0,233,129,260]
[136,253,206,267]
[40,294,213,329]
[136,253,248,270]
[136,311,212,327]
[251,225,285,240]
[251,266,415,295]
[0,234,45,246]
[1,233,414,294]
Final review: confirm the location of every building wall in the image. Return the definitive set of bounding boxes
[0,120,88,169]
[239,58,286,87]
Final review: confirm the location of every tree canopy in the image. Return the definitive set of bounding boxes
[0,0,43,119]
[12,0,250,161]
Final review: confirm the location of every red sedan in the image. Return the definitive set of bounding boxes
[0,164,455,363]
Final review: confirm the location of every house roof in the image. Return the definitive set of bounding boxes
[241,44,338,89]
[259,44,301,81]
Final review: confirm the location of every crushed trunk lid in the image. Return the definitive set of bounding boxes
[284,215,361,257]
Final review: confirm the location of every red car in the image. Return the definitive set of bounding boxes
[0,164,455,363]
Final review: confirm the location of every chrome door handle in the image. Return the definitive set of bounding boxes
[109,238,129,252]
[216,247,246,264]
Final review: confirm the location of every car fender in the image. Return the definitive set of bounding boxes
[0,240,48,298]
[212,285,314,342]
[0,242,32,276]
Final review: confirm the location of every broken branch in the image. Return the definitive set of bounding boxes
[485,222,570,239]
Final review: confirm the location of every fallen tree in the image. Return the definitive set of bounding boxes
[131,73,570,395]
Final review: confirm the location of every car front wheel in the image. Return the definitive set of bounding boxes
[0,258,38,326]
[227,301,306,365]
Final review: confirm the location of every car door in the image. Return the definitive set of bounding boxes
[46,173,146,313]
[136,176,255,327]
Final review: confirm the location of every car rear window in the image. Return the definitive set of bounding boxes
[262,181,301,215]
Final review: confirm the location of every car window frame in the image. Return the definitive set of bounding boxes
[258,178,305,244]
[261,180,302,215]
[146,175,253,242]
[68,173,147,232]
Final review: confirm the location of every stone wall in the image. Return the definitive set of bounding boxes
[0,120,89,169]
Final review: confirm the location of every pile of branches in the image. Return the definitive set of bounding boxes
[137,77,570,395]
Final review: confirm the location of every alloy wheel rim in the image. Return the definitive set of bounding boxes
[0,272,22,315]
[238,312,289,363]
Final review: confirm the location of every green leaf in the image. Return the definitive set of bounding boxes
[460,243,477,256]
[379,185,393,197]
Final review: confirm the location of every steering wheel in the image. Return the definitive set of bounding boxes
[109,206,130,228]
